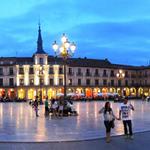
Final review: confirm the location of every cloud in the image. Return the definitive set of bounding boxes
[0,0,150,65]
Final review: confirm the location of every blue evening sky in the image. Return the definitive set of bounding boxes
[0,0,150,66]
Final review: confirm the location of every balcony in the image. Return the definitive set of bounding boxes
[144,74,148,78]
[94,73,100,77]
[125,75,129,78]
[59,71,64,75]
[0,73,4,76]
[49,71,54,74]
[110,74,115,77]
[103,74,108,77]
[68,72,74,76]
[76,72,83,76]
[85,73,92,77]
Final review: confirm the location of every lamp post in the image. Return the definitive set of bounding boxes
[52,33,76,99]
[116,69,125,96]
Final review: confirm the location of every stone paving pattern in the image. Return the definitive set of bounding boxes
[0,100,150,141]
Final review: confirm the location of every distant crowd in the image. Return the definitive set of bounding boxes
[30,96,78,117]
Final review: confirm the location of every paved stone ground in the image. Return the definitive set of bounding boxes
[0,100,150,141]
[0,131,150,150]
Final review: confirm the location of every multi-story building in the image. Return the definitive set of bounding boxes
[0,25,149,100]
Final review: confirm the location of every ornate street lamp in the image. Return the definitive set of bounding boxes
[116,69,125,79]
[52,33,76,98]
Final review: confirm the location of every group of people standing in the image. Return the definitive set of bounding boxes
[32,96,77,118]
[99,98,134,143]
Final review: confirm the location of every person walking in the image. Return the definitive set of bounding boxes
[34,96,39,117]
[119,98,134,139]
[45,96,49,117]
[99,101,118,143]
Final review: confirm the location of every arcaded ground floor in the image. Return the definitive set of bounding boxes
[0,100,149,142]
[0,86,149,100]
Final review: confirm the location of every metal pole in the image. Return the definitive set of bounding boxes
[64,60,67,99]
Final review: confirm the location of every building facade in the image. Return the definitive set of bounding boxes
[0,26,149,100]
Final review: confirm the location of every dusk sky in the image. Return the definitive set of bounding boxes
[0,0,150,66]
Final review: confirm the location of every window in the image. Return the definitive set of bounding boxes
[69,68,72,73]
[49,67,54,74]
[20,79,24,86]
[59,68,63,74]
[145,80,147,85]
[95,69,99,76]
[9,78,14,86]
[111,80,114,86]
[78,79,81,85]
[40,78,44,85]
[125,80,128,86]
[78,68,81,74]
[125,71,128,77]
[103,79,107,86]
[68,68,73,75]
[0,78,3,86]
[86,69,90,74]
[145,71,147,77]
[59,79,63,85]
[68,79,72,85]
[110,70,114,77]
[29,67,34,74]
[39,58,44,64]
[77,68,82,76]
[140,80,142,85]
[132,80,134,85]
[19,67,24,74]
[9,67,13,75]
[50,79,54,85]
[30,79,34,85]
[0,68,3,75]
[103,70,107,77]
[86,69,91,76]
[95,79,99,86]
[118,80,121,86]
[86,79,91,86]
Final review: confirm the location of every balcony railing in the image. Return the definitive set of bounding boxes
[76,72,83,76]
[103,74,108,77]
[94,73,100,77]
[110,74,115,77]
[68,72,74,76]
[85,73,92,77]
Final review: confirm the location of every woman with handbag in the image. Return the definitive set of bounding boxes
[99,101,118,143]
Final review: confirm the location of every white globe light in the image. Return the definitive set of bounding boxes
[65,41,70,49]
[61,33,67,43]
[52,41,58,52]
[70,43,76,53]
[60,47,64,53]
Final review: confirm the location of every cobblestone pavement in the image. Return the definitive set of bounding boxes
[0,100,150,141]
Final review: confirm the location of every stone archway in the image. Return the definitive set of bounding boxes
[85,88,92,97]
[47,88,56,99]
[123,88,130,96]
[18,89,25,99]
[138,88,144,97]
[28,89,35,100]
[130,88,136,96]
[93,88,100,97]
[109,88,116,93]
